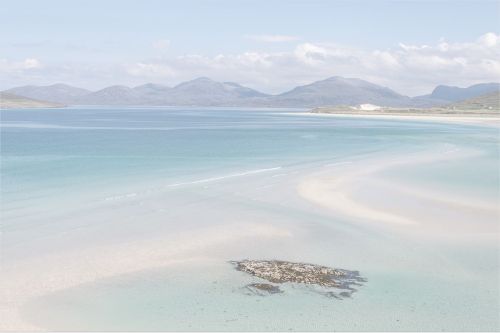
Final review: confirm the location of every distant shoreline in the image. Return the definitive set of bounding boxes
[0,92,64,109]
[303,109,500,126]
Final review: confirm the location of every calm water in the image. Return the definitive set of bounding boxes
[3,107,496,221]
[1,107,499,330]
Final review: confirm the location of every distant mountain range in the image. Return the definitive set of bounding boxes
[3,77,499,108]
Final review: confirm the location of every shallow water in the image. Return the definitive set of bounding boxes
[1,107,499,330]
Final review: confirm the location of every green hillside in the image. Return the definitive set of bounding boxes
[447,91,499,111]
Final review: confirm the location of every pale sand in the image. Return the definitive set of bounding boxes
[3,140,498,330]
[298,175,416,225]
[0,222,292,330]
[298,146,499,234]
[289,112,500,127]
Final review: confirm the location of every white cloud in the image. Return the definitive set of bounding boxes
[477,32,499,47]
[2,33,499,95]
[294,43,329,65]
[127,62,175,77]
[114,32,500,94]
[0,58,42,72]
[152,39,170,50]
[23,58,41,69]
[246,34,300,42]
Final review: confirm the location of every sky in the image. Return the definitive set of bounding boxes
[1,0,499,95]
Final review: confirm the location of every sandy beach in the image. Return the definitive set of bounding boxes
[2,107,499,331]
[3,143,499,330]
[298,148,499,237]
[1,222,293,330]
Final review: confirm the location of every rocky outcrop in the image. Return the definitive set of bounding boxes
[232,259,366,298]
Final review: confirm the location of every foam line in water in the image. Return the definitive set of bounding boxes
[323,161,353,167]
[104,193,138,201]
[166,167,282,187]
[103,167,282,201]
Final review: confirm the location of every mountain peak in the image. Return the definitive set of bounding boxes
[133,83,171,95]
[100,85,132,90]
[430,82,500,102]
[276,76,409,107]
[5,83,91,104]
[174,77,219,89]
[188,77,215,84]
[48,83,79,89]
[134,83,169,89]
[193,76,214,81]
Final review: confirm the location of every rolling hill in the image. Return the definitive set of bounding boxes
[269,76,412,107]
[0,92,64,109]
[446,91,500,111]
[5,83,91,104]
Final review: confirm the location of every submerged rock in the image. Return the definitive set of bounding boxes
[245,283,283,296]
[231,259,366,298]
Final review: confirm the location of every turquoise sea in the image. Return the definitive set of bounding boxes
[1,107,499,330]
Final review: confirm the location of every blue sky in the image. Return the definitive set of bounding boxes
[1,0,499,94]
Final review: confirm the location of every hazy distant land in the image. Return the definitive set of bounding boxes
[3,77,499,109]
[447,91,500,110]
[0,92,64,109]
[311,92,500,119]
